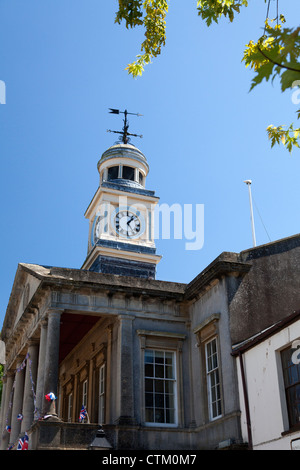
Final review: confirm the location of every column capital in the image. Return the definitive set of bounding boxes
[118,314,135,322]
[47,309,63,318]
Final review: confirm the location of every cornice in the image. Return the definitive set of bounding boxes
[184,252,252,301]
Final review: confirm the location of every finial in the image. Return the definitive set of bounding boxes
[107,108,143,144]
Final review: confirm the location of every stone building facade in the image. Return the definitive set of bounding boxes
[1,137,300,450]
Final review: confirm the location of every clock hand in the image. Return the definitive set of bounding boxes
[127,216,134,225]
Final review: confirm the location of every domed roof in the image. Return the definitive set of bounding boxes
[98,143,149,171]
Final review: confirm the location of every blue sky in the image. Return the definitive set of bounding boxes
[1,0,300,327]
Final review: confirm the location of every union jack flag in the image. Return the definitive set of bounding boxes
[79,405,87,422]
[17,432,28,450]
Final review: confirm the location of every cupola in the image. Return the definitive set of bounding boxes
[97,142,149,190]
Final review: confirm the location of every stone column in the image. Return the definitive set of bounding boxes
[0,371,14,450]
[21,341,39,432]
[0,375,7,433]
[35,320,48,419]
[116,315,136,425]
[10,358,25,446]
[43,310,61,417]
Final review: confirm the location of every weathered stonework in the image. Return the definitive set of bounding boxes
[1,234,300,450]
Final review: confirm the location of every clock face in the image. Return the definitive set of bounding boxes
[91,212,108,246]
[113,208,144,239]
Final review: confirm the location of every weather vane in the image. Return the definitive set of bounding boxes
[107,108,143,144]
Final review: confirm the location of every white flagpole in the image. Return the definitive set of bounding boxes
[244,180,256,247]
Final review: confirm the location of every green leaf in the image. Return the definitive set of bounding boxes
[280,69,300,91]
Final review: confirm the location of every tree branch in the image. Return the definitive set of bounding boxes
[257,46,300,73]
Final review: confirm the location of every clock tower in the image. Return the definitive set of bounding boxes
[82,111,161,279]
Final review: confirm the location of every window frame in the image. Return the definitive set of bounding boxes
[137,329,186,428]
[205,337,223,421]
[82,378,88,409]
[144,348,178,427]
[98,363,106,424]
[193,314,223,423]
[280,345,300,430]
[67,392,73,423]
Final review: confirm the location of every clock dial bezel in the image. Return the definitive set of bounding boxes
[91,214,100,246]
[111,206,145,239]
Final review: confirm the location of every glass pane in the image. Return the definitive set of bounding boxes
[166,409,175,424]
[155,409,164,423]
[165,352,173,365]
[122,166,135,181]
[155,393,165,408]
[145,408,154,422]
[155,365,164,378]
[107,166,119,180]
[212,402,217,418]
[211,385,216,402]
[210,371,216,387]
[206,341,212,357]
[145,350,154,363]
[216,383,221,401]
[154,351,165,363]
[165,381,174,394]
[139,171,143,185]
[165,394,174,408]
[165,365,174,379]
[145,363,153,378]
[145,379,153,392]
[155,380,164,393]
[290,365,299,385]
[145,393,153,407]
[212,353,218,370]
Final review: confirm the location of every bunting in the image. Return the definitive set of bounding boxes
[45,392,56,402]
[1,353,38,450]
[17,433,28,451]
[79,405,87,423]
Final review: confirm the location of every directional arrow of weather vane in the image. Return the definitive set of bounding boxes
[107,108,143,144]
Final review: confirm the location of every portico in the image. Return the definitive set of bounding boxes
[0,262,187,449]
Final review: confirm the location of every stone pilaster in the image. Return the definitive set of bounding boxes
[115,315,136,425]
